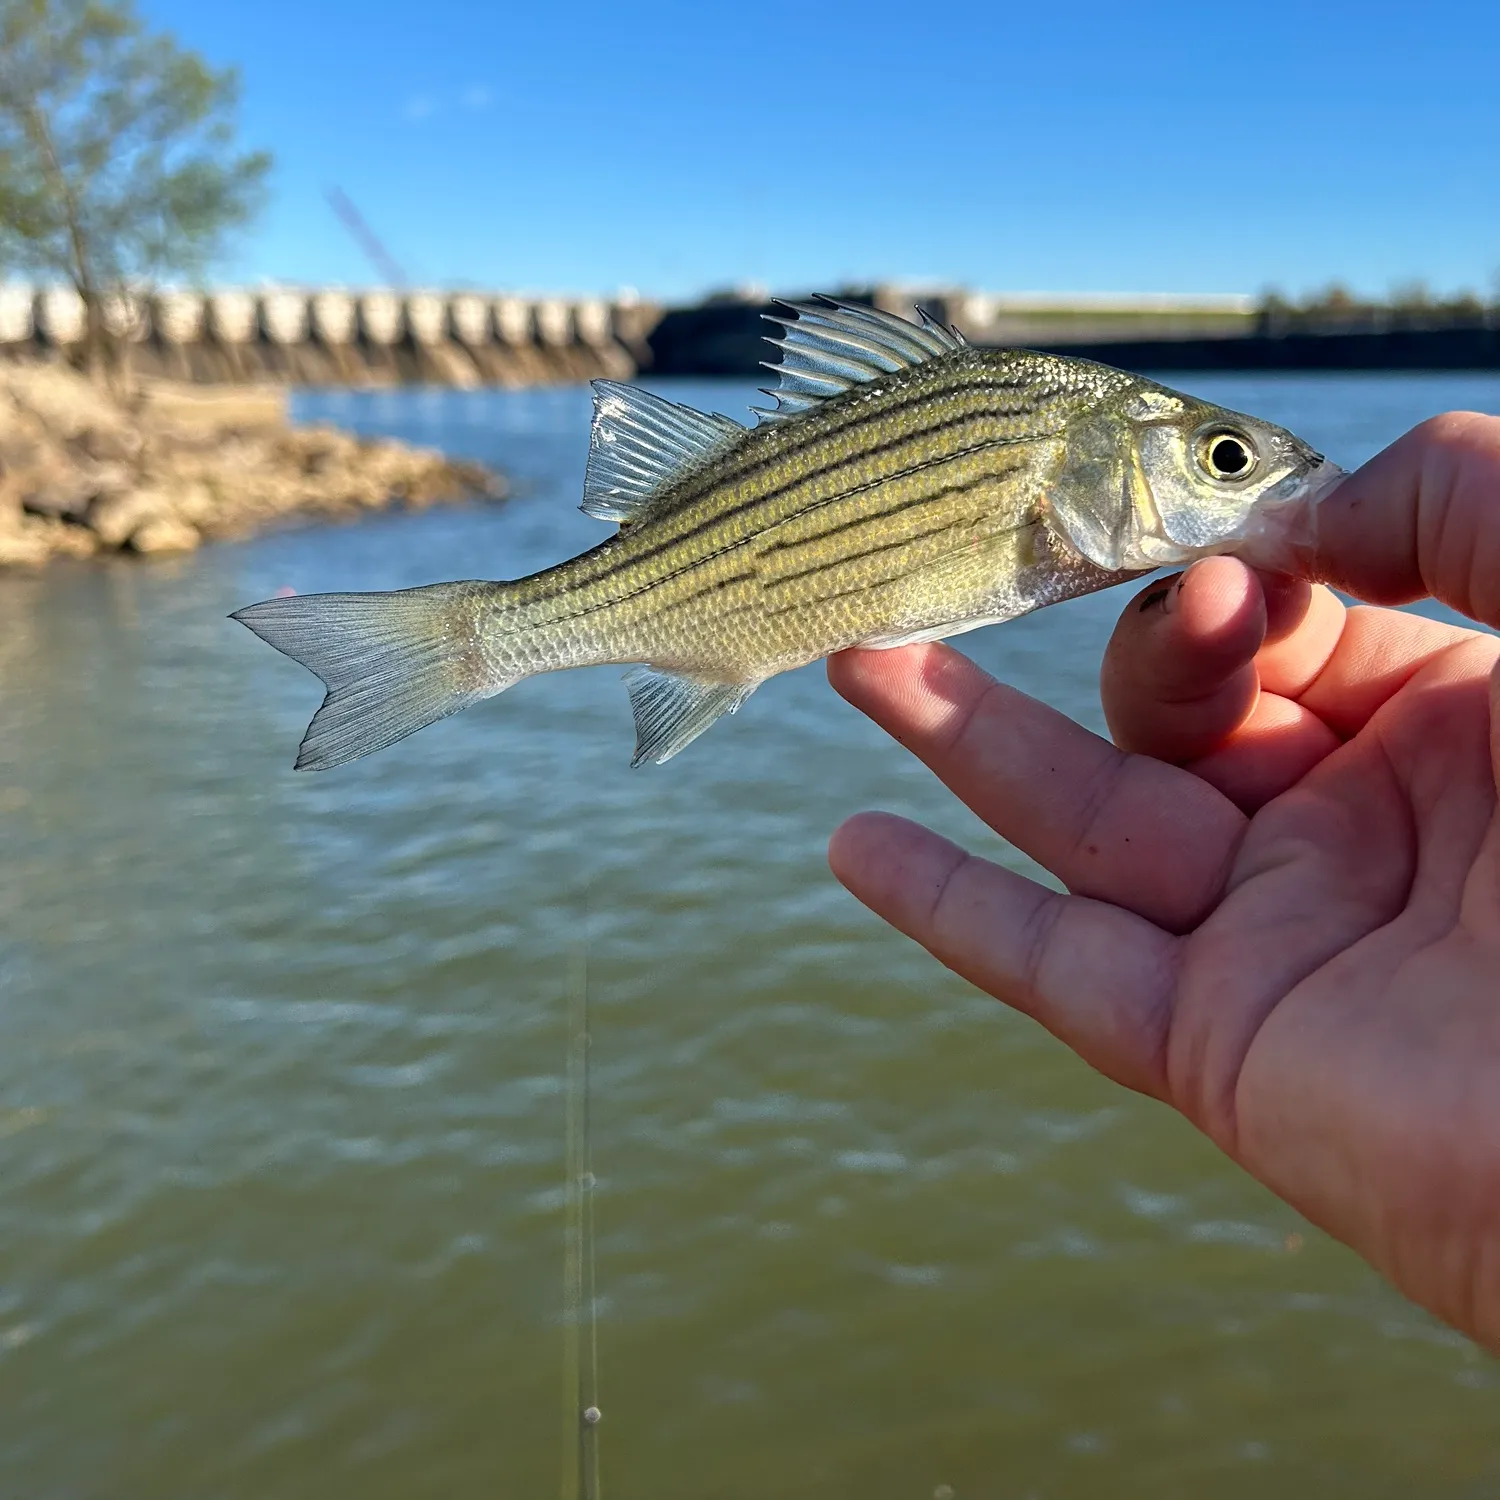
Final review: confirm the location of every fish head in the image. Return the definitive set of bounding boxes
[1047,381,1344,573]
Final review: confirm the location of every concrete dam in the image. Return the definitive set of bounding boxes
[3,284,1497,385]
[0,285,654,387]
[647,288,1500,375]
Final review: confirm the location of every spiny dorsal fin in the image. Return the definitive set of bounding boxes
[624,667,759,766]
[582,380,744,524]
[751,295,967,424]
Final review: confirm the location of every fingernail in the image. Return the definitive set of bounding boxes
[1138,585,1171,613]
[1161,576,1184,615]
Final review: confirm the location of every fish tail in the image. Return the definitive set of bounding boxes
[232,581,512,771]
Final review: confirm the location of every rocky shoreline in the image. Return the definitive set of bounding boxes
[0,363,502,569]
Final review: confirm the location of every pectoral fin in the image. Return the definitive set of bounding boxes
[624,668,759,766]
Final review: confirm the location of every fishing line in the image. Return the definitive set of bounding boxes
[561,887,602,1500]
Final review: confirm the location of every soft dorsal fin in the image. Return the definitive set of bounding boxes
[751,295,967,424]
[582,380,744,524]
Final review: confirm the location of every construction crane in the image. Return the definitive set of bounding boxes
[324,187,410,287]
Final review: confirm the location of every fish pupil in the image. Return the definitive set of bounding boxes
[1210,437,1251,476]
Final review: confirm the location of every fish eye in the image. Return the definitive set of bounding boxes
[1196,429,1258,482]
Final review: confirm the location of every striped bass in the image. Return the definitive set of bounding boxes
[234,297,1340,769]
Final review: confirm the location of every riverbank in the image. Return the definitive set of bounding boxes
[0,365,502,569]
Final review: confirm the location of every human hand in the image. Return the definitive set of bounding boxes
[827,412,1500,1348]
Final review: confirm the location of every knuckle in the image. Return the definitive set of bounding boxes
[924,846,973,935]
[1017,891,1065,1010]
[938,676,1004,758]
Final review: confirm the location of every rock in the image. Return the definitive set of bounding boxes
[22,461,131,520]
[21,472,96,520]
[0,513,97,567]
[0,363,131,447]
[74,424,143,464]
[41,518,100,559]
[0,433,41,472]
[132,379,288,445]
[88,486,171,548]
[0,523,52,569]
[278,424,359,477]
[130,516,200,554]
[166,480,217,526]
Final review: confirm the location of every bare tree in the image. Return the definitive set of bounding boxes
[0,0,270,375]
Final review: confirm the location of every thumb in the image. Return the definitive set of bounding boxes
[1101,557,1268,762]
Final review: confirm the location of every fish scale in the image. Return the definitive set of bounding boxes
[234,296,1339,771]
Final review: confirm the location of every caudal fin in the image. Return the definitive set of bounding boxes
[232,582,505,770]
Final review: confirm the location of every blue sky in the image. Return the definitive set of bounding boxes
[139,0,1500,302]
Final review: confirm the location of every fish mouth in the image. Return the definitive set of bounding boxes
[1230,456,1349,570]
[1268,452,1346,507]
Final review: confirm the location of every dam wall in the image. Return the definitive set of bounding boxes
[7,283,1496,387]
[0,286,647,388]
[643,286,1500,376]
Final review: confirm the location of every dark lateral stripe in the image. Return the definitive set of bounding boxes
[666,372,1044,518]
[648,567,757,615]
[760,575,913,620]
[613,372,1039,544]
[537,544,757,629]
[761,463,1025,559]
[548,441,1023,627]
[704,369,1041,491]
[767,516,971,590]
[530,456,1023,633]
[616,398,1029,572]
[760,488,945,553]
[573,405,1046,595]
[759,358,1038,450]
[756,516,1034,622]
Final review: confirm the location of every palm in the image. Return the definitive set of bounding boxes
[826,577,1500,1348]
[1179,645,1500,1342]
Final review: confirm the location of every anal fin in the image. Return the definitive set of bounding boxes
[624,668,759,766]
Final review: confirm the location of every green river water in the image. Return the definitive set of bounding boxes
[2,374,1498,1498]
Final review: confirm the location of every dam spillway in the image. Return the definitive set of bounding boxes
[0,286,651,388]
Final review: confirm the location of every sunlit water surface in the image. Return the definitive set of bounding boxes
[2,374,1499,1499]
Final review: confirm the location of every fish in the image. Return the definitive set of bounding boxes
[233,296,1340,771]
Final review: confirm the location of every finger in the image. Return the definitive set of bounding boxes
[1102,557,1267,761]
[1185,692,1340,814]
[1103,558,1344,754]
[1311,411,1500,624]
[1165,601,1470,810]
[829,811,1176,1098]
[1104,557,1480,807]
[1241,575,1347,697]
[828,642,1245,933]
[1287,604,1483,738]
